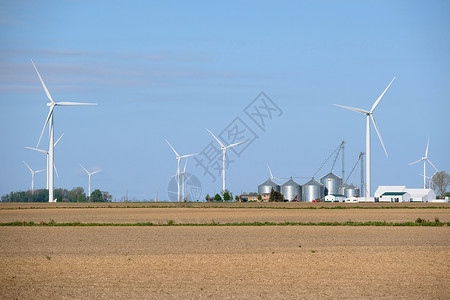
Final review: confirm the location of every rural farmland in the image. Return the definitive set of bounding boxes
[0,203,449,299]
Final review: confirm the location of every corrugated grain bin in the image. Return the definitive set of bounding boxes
[302,178,324,202]
[281,178,302,201]
[320,172,343,196]
[258,178,280,195]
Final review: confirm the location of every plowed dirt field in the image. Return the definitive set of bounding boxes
[0,203,448,299]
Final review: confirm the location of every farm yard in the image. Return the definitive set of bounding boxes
[0,202,449,299]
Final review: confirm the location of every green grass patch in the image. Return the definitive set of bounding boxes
[1,220,448,227]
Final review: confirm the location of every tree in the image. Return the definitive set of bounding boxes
[235,195,240,202]
[257,194,262,201]
[268,187,284,202]
[430,171,450,199]
[223,190,232,201]
[102,191,112,202]
[77,194,87,202]
[68,187,85,202]
[205,194,210,202]
[214,193,222,201]
[90,189,103,202]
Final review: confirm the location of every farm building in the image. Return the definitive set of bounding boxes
[406,189,436,202]
[324,194,346,202]
[374,186,436,202]
[379,192,411,203]
[239,194,258,202]
[374,186,407,199]
[345,196,359,203]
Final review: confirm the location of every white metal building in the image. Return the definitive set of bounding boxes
[324,194,346,202]
[379,191,411,202]
[374,186,407,199]
[406,189,436,202]
[374,186,437,202]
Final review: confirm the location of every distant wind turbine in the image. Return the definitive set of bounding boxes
[206,128,246,195]
[334,77,395,197]
[23,161,45,194]
[80,164,102,198]
[32,60,97,202]
[409,137,439,189]
[26,133,64,190]
[180,159,189,202]
[166,140,198,202]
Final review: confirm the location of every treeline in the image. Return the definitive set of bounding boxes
[1,187,112,203]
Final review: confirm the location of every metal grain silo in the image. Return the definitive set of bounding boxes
[320,172,343,196]
[338,184,348,195]
[258,178,280,195]
[344,184,360,198]
[302,178,323,202]
[281,178,302,202]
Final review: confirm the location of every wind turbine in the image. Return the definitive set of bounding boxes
[166,140,198,202]
[180,159,189,202]
[32,60,97,202]
[206,128,246,195]
[26,133,64,190]
[23,161,45,194]
[80,164,102,198]
[409,137,439,189]
[334,77,395,197]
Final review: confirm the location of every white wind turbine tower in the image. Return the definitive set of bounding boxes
[180,159,189,202]
[80,164,102,198]
[26,133,64,190]
[409,137,439,189]
[166,140,198,202]
[32,60,97,202]
[23,161,45,194]
[334,77,395,197]
[206,128,246,195]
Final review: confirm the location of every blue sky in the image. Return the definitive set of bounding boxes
[1,0,449,201]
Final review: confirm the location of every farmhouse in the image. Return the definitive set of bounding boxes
[239,194,258,202]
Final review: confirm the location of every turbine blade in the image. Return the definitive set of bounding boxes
[370,114,388,157]
[37,106,54,147]
[409,158,424,165]
[79,164,89,175]
[31,59,54,103]
[334,104,369,115]
[183,160,188,173]
[25,146,48,154]
[165,140,180,157]
[36,169,46,173]
[206,128,225,148]
[91,170,102,175]
[54,164,59,178]
[427,159,439,173]
[54,133,64,147]
[56,102,97,106]
[225,140,246,149]
[181,153,198,159]
[425,136,429,157]
[23,161,32,172]
[267,165,274,179]
[370,77,396,113]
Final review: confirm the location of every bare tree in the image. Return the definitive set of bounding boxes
[430,171,450,199]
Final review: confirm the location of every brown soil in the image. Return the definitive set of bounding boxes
[0,203,449,224]
[0,204,448,299]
